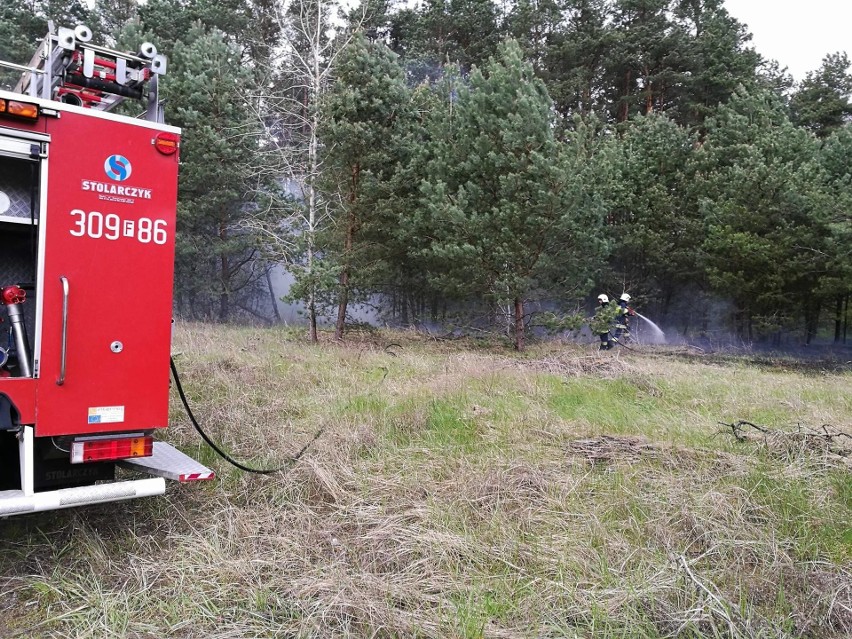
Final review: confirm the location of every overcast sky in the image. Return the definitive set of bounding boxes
[723,0,851,81]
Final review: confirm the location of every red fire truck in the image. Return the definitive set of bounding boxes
[0,25,213,517]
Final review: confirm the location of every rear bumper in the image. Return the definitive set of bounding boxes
[0,477,165,517]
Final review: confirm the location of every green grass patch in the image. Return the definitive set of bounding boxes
[739,468,852,561]
[425,398,479,449]
[547,377,659,433]
[339,393,388,416]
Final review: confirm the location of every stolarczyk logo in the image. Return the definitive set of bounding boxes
[104,155,132,182]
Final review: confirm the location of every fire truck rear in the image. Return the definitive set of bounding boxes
[0,25,213,517]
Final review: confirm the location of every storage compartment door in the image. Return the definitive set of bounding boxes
[35,113,179,437]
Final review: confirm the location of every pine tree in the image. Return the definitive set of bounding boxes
[164,25,272,320]
[602,113,701,317]
[385,0,502,72]
[90,0,139,43]
[0,0,92,89]
[694,86,828,341]
[791,52,852,139]
[670,0,761,129]
[319,32,413,339]
[544,0,612,119]
[420,40,607,350]
[815,125,852,342]
[604,0,685,122]
[503,0,563,74]
[138,0,269,56]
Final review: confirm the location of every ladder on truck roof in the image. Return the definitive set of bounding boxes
[0,23,168,123]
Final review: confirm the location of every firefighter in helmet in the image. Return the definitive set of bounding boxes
[593,294,617,350]
[612,293,635,344]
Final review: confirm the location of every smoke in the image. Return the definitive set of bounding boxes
[266,266,382,326]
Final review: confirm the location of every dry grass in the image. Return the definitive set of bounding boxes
[1,324,850,638]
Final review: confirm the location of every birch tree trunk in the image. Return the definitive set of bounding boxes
[242,0,360,342]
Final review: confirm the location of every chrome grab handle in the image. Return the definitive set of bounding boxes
[57,276,69,385]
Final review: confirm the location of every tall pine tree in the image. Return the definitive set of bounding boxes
[791,52,852,139]
[420,40,606,350]
[319,32,413,339]
[695,87,828,341]
[165,25,272,320]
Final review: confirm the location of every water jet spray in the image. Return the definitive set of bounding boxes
[635,312,666,344]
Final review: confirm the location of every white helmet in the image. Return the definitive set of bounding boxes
[620,293,631,302]
[597,294,609,303]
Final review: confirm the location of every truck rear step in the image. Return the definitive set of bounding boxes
[119,441,215,482]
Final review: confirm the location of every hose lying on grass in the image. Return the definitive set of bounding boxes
[170,357,324,475]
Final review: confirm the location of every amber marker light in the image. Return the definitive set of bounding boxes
[154,132,179,155]
[2,99,40,120]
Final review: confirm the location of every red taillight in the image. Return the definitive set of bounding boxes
[71,436,153,464]
[0,98,39,121]
[154,132,179,155]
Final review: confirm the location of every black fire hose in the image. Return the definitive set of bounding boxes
[610,335,637,351]
[169,357,324,475]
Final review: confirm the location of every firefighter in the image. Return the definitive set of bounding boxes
[593,294,617,350]
[613,293,634,344]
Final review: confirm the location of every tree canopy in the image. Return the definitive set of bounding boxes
[4,0,850,346]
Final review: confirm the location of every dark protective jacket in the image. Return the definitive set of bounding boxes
[616,300,630,329]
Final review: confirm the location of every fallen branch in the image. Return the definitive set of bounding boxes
[720,420,769,443]
[719,420,852,468]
